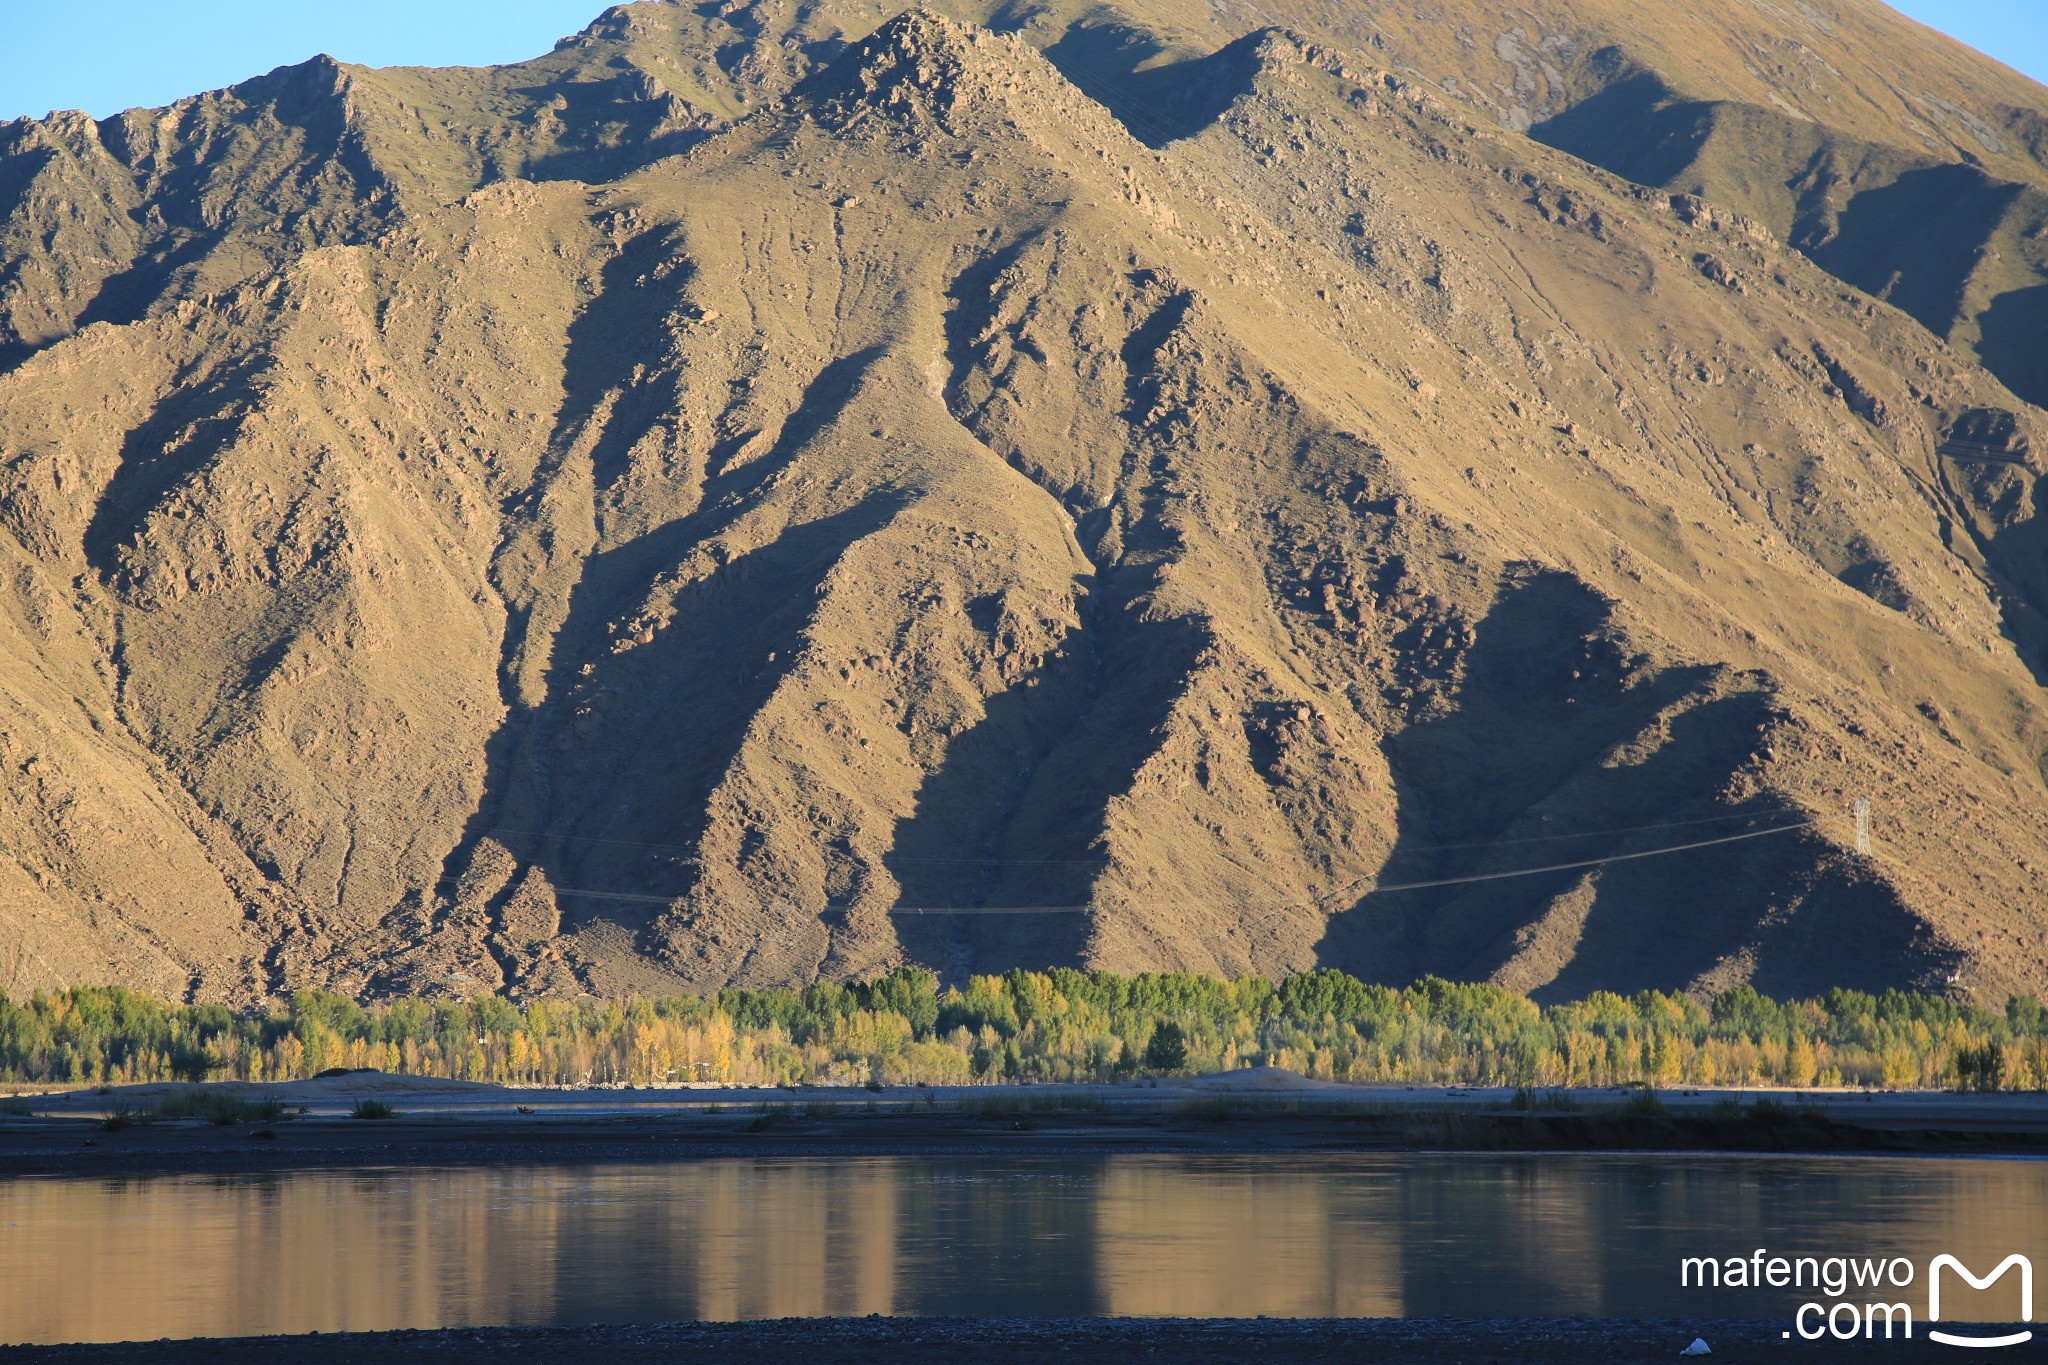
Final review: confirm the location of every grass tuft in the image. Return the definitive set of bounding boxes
[1510,1087,1580,1112]
[154,1089,287,1125]
[964,1091,1110,1117]
[102,1104,154,1131]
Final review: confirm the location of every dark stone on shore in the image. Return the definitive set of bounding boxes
[0,1317,1987,1363]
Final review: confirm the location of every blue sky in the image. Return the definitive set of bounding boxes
[1891,0,2048,86]
[0,2,603,120]
[0,0,2043,122]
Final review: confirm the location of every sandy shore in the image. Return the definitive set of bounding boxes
[0,1315,2008,1362]
[16,1064,2048,1126]
[0,1070,2044,1173]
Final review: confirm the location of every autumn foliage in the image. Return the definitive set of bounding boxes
[2,970,2044,1093]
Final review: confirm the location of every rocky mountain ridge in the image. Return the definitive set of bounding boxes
[1,0,2045,1004]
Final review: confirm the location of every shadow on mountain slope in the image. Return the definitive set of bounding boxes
[1537,69,2048,415]
[889,604,1208,979]
[885,616,1094,975]
[83,364,262,587]
[510,74,726,185]
[1803,164,2026,341]
[1037,22,1264,148]
[1316,567,1946,996]
[1530,61,1712,189]
[439,344,897,968]
[1976,282,2048,411]
[1537,825,1962,1002]
[73,233,219,338]
[456,498,907,956]
[548,226,696,498]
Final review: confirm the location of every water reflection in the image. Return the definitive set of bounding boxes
[1094,1163,1402,1317]
[0,1154,2040,1344]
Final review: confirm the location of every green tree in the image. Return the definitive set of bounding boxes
[1144,1020,1188,1073]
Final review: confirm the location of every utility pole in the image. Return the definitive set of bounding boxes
[1852,797,1871,858]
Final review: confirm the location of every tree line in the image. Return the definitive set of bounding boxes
[1,969,2044,1092]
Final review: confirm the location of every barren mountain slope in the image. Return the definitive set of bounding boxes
[1,2,2046,1004]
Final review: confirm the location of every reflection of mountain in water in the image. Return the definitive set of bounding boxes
[0,1154,2040,1341]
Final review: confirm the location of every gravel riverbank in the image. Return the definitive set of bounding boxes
[4,1073,2045,1175]
[0,1316,1987,1363]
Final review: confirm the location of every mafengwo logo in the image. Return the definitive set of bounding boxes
[1680,1250,2034,1345]
[1927,1255,2032,1349]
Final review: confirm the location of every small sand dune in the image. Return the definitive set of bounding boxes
[1184,1066,1347,1093]
[30,1072,510,1113]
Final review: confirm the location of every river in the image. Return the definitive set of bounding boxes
[0,1153,2039,1344]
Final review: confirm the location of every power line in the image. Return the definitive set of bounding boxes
[1368,807,1804,855]
[476,825,1116,867]
[892,906,1089,915]
[446,809,1818,915]
[888,817,1816,914]
[431,809,1828,961]
[535,886,683,906]
[1322,818,1813,902]
[473,805,1806,867]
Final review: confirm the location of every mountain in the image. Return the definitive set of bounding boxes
[1,0,2045,1005]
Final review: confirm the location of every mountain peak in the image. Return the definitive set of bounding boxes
[4,0,2048,1004]
[802,9,1060,134]
[254,52,355,101]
